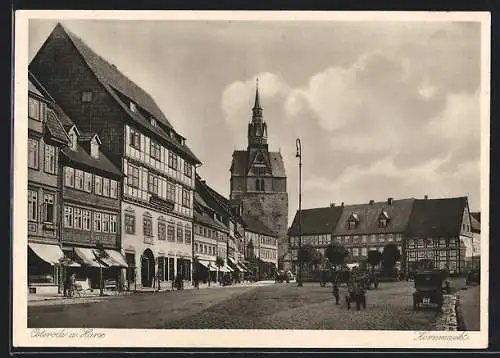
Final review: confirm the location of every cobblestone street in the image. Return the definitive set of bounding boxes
[29,281,441,330]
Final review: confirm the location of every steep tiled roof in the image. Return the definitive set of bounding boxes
[230,150,286,178]
[333,198,415,236]
[470,212,481,223]
[43,24,200,164]
[45,108,70,143]
[28,71,54,102]
[470,214,480,233]
[193,210,228,232]
[288,206,344,236]
[53,105,122,177]
[242,215,276,237]
[406,197,468,237]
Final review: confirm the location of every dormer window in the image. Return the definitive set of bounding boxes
[90,137,99,159]
[347,213,359,230]
[68,126,79,151]
[130,101,137,112]
[150,117,157,127]
[378,210,390,228]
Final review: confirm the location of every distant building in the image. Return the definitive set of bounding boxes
[470,212,481,269]
[229,83,288,269]
[30,23,201,288]
[27,72,69,295]
[288,205,344,275]
[404,196,473,274]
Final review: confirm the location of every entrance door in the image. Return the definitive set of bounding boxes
[141,249,155,287]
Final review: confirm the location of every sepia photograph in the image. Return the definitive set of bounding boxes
[13,10,489,349]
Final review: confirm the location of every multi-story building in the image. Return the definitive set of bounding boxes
[193,179,230,282]
[288,204,344,275]
[470,212,481,269]
[405,196,474,274]
[332,198,414,265]
[27,72,69,295]
[229,83,288,270]
[54,104,125,290]
[30,23,201,288]
[242,215,278,279]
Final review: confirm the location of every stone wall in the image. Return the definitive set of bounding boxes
[433,294,459,331]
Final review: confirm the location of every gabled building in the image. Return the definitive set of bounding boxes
[333,198,415,264]
[288,204,344,273]
[470,212,481,269]
[229,83,288,269]
[30,23,201,288]
[27,72,70,295]
[405,196,473,274]
[54,103,126,291]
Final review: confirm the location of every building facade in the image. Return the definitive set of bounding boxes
[54,104,126,291]
[405,197,474,274]
[27,72,69,295]
[30,23,201,289]
[229,84,288,270]
[470,212,481,270]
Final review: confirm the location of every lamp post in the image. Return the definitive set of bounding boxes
[296,138,303,287]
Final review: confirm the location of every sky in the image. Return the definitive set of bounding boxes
[28,18,483,223]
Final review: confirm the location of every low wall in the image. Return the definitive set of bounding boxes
[433,294,458,331]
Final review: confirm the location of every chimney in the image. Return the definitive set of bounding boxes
[387,197,393,205]
[330,203,335,207]
[424,195,428,200]
[369,200,374,205]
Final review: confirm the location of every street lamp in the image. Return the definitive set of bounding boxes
[296,138,303,287]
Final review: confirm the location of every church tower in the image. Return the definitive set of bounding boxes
[230,80,289,269]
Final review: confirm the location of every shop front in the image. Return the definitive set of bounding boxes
[28,242,64,295]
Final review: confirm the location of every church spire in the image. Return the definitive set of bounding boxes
[253,78,262,110]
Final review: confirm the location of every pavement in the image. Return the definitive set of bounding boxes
[28,281,440,330]
[28,280,276,307]
[456,284,480,331]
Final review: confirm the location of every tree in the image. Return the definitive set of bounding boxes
[94,242,109,296]
[215,256,224,284]
[381,244,401,276]
[297,244,315,265]
[325,244,348,271]
[367,250,382,272]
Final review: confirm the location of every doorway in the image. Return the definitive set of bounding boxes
[141,249,155,287]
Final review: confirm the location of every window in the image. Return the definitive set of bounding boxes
[388,234,393,242]
[407,239,415,249]
[148,174,159,195]
[449,239,457,247]
[158,221,166,240]
[110,180,118,198]
[353,248,359,256]
[41,194,55,223]
[28,97,40,120]
[353,236,359,244]
[379,235,385,243]
[182,189,190,207]
[129,128,141,149]
[64,206,73,228]
[439,250,447,258]
[110,215,117,233]
[195,242,199,253]
[28,139,39,169]
[94,212,102,232]
[81,91,93,103]
[150,118,157,127]
[102,214,109,233]
[102,178,110,197]
[28,190,38,221]
[348,221,356,230]
[176,223,183,243]
[150,141,161,161]
[361,235,367,243]
[395,234,402,242]
[130,101,137,112]
[90,140,99,159]
[168,151,178,170]
[84,172,92,192]
[64,167,74,187]
[449,250,457,258]
[370,234,377,242]
[379,218,387,228]
[439,239,446,248]
[167,223,175,241]
[143,215,153,236]
[73,208,82,229]
[125,214,135,234]
[184,162,192,178]
[44,145,56,174]
[417,239,424,248]
[185,224,191,244]
[128,164,140,188]
[361,247,367,256]
[74,170,84,190]
[83,210,91,231]
[95,175,103,195]
[167,182,176,202]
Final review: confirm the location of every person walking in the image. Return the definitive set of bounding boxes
[332,281,340,305]
[69,273,76,297]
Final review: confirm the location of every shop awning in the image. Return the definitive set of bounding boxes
[198,260,211,269]
[208,263,218,272]
[224,264,234,272]
[105,250,128,268]
[236,263,247,272]
[227,257,240,271]
[74,247,101,267]
[217,265,229,273]
[28,243,64,265]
